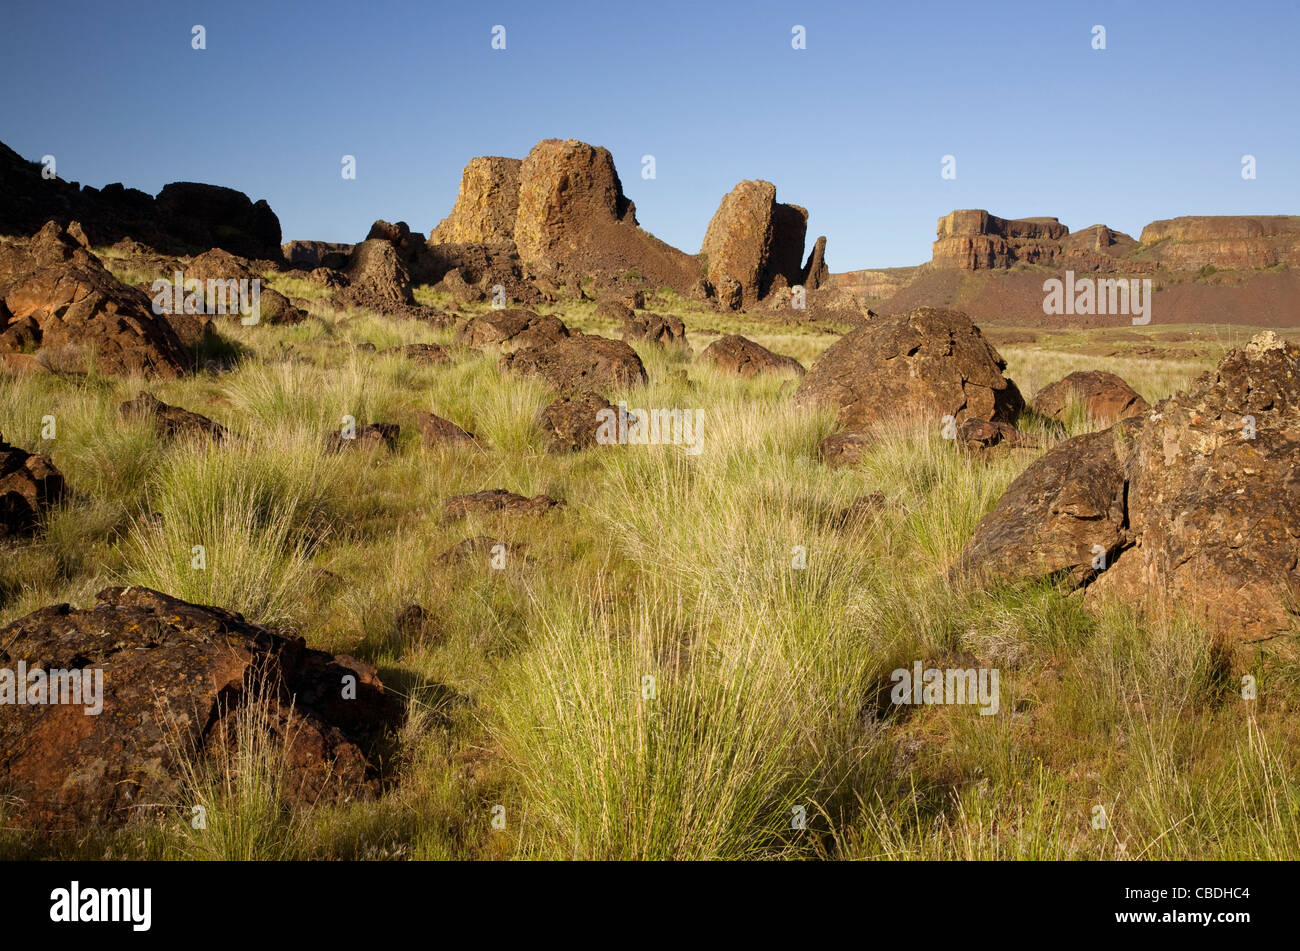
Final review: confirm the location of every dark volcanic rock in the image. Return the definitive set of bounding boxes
[414,411,478,448]
[0,433,66,538]
[501,332,648,395]
[344,239,414,305]
[455,309,568,351]
[119,392,228,441]
[701,334,804,378]
[958,331,1300,644]
[795,307,1023,430]
[537,392,617,452]
[955,418,1040,452]
[700,180,808,308]
[0,222,191,377]
[326,422,400,453]
[443,489,562,523]
[621,313,686,347]
[0,587,403,828]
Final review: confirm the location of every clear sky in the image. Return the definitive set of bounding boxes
[1,0,1296,269]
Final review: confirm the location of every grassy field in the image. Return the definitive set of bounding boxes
[1,282,1297,860]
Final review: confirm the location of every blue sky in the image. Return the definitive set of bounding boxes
[1,0,1296,268]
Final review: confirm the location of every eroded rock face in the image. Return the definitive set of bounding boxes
[515,139,634,272]
[1138,216,1300,270]
[1033,370,1150,425]
[701,334,804,378]
[502,332,648,395]
[0,433,66,538]
[0,222,191,377]
[0,587,404,828]
[700,180,808,309]
[795,307,1023,430]
[430,157,523,245]
[959,332,1300,644]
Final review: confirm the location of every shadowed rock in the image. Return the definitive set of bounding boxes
[0,433,65,538]
[537,392,617,452]
[119,392,229,441]
[414,411,478,448]
[326,423,399,453]
[455,309,568,351]
[0,586,403,828]
[621,313,686,347]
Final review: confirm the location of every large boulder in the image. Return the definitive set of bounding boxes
[700,180,808,309]
[1033,370,1150,425]
[701,334,804,378]
[343,238,414,304]
[0,222,191,376]
[958,331,1300,644]
[795,307,1024,430]
[537,392,617,452]
[429,140,699,292]
[0,433,66,538]
[455,309,568,351]
[0,587,404,828]
[502,332,648,395]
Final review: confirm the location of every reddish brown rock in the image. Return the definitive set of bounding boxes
[455,309,569,351]
[955,418,1040,452]
[818,430,874,468]
[0,586,403,828]
[0,222,190,377]
[621,312,686,347]
[537,392,617,452]
[701,334,804,378]
[958,331,1300,644]
[344,239,414,305]
[700,180,808,308]
[1138,216,1300,270]
[443,489,562,523]
[326,422,399,453]
[502,332,648,395]
[1033,370,1150,425]
[119,392,229,441]
[414,411,478,448]
[795,307,1023,430]
[429,157,523,245]
[0,433,65,538]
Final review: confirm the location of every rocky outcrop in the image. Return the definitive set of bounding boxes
[343,239,414,305]
[1033,371,1149,425]
[801,235,829,290]
[429,157,522,245]
[0,140,284,259]
[455,310,569,351]
[700,180,808,308]
[0,222,191,376]
[620,313,686,347]
[932,210,1070,270]
[282,240,352,269]
[795,307,1024,430]
[958,331,1300,644]
[0,586,404,828]
[429,140,699,293]
[0,433,65,538]
[1138,216,1300,269]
